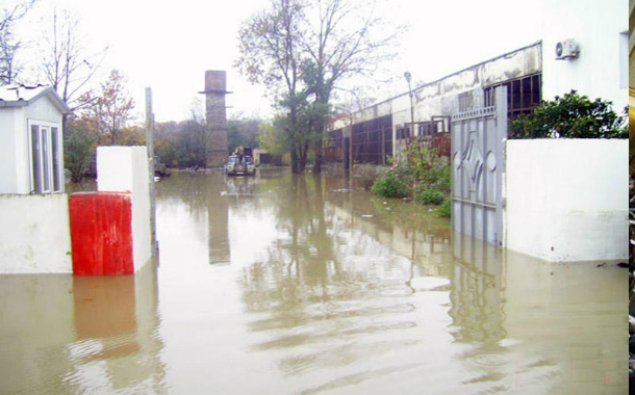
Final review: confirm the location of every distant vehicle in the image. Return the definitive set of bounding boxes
[154,156,170,177]
[225,154,256,176]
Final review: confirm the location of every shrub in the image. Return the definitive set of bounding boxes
[430,164,451,194]
[510,90,627,139]
[437,198,451,218]
[417,188,445,205]
[371,172,410,198]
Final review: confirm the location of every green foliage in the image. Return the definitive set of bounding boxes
[417,188,445,205]
[153,119,209,169]
[370,143,451,218]
[404,145,444,184]
[371,172,411,198]
[510,90,627,139]
[437,199,452,218]
[228,117,260,153]
[258,116,291,156]
[64,118,97,182]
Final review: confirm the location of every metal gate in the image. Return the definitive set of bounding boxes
[451,86,507,246]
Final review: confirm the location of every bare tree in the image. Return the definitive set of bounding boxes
[83,69,135,145]
[301,0,400,172]
[0,0,36,85]
[236,0,400,173]
[236,0,309,172]
[40,10,107,114]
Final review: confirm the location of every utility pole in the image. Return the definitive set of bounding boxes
[404,71,415,146]
[145,87,157,256]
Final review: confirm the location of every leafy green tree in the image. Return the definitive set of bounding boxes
[259,118,286,156]
[510,90,627,139]
[227,116,260,153]
[64,116,97,182]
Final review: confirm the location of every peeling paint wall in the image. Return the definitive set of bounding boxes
[330,43,542,158]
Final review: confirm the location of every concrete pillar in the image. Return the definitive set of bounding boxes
[97,146,153,272]
[203,70,229,168]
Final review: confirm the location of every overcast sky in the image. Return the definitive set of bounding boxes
[15,0,543,123]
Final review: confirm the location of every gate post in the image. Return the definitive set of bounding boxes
[494,86,507,247]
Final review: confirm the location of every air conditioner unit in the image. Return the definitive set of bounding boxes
[555,39,580,60]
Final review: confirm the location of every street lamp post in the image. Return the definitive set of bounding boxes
[404,71,414,144]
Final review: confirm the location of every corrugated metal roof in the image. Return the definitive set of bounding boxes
[0,84,70,113]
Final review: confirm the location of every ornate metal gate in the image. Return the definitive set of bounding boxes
[451,86,507,246]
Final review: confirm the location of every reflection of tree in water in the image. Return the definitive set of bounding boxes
[242,174,339,308]
[239,174,425,380]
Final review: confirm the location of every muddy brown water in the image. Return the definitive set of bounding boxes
[0,169,626,394]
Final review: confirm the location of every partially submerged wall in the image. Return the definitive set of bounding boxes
[505,139,627,262]
[0,193,72,273]
[97,146,152,272]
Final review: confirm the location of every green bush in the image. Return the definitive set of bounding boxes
[371,172,410,198]
[437,198,452,218]
[510,90,627,139]
[430,164,451,194]
[417,188,445,205]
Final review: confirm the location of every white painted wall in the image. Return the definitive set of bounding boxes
[541,0,628,110]
[0,107,19,193]
[505,139,628,262]
[97,146,152,271]
[0,95,65,194]
[0,193,72,273]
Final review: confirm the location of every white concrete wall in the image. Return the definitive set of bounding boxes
[505,139,628,262]
[0,193,72,273]
[97,146,152,271]
[0,107,20,193]
[541,0,628,110]
[13,107,29,194]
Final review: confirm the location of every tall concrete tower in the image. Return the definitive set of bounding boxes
[201,70,230,167]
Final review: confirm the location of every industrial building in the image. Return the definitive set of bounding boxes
[326,0,628,166]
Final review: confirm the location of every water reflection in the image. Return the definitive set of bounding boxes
[0,171,625,394]
[0,263,165,394]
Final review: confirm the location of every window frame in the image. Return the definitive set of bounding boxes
[27,120,63,194]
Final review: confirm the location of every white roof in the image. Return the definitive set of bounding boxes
[0,85,70,114]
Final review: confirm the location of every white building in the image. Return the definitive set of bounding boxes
[327,0,628,163]
[540,0,628,111]
[0,85,70,194]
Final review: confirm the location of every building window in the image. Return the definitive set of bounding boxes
[29,121,63,193]
[458,91,474,112]
[484,73,541,120]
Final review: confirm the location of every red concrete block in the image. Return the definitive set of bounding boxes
[69,192,133,275]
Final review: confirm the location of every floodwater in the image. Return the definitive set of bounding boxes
[0,169,627,394]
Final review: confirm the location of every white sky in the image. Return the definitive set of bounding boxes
[15,0,543,123]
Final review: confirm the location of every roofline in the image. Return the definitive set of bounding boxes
[0,86,71,114]
[357,40,543,111]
